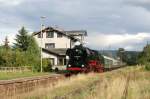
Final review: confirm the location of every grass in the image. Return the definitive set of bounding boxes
[0,72,51,80]
[12,66,150,99]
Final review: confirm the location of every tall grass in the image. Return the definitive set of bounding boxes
[11,66,150,99]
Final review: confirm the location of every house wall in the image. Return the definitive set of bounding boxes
[34,31,72,49]
[42,52,57,65]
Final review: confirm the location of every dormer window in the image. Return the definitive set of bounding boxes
[57,33,62,38]
[38,33,43,38]
[46,31,54,38]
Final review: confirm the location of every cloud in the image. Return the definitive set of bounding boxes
[86,33,150,51]
[0,0,150,50]
[1,0,150,33]
[125,0,150,8]
[0,0,24,6]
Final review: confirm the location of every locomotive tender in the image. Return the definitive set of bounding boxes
[66,43,104,73]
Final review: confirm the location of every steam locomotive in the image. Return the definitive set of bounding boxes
[66,44,104,73]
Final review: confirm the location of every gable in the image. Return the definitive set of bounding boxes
[33,27,79,42]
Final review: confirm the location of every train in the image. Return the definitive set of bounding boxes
[66,43,104,73]
[66,43,124,73]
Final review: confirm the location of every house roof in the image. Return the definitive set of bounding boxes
[64,30,87,36]
[33,27,79,42]
[42,48,67,57]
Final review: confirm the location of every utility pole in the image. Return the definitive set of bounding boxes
[40,16,46,72]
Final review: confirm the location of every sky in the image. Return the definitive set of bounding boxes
[0,0,150,51]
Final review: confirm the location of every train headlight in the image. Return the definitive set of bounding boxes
[81,65,85,67]
[68,64,71,67]
[66,56,69,59]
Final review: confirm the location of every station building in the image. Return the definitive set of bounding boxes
[33,27,87,67]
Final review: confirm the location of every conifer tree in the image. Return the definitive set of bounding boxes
[4,36,10,49]
[14,27,29,51]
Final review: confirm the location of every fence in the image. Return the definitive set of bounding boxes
[0,67,32,72]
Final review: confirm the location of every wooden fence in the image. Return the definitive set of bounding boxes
[0,67,32,72]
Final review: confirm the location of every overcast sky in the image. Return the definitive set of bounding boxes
[0,0,150,51]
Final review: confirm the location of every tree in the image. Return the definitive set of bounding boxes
[126,52,138,65]
[25,35,41,69]
[27,35,40,55]
[117,48,126,62]
[138,44,150,70]
[0,46,14,67]
[4,36,10,49]
[14,27,29,51]
[0,27,43,72]
[0,38,13,67]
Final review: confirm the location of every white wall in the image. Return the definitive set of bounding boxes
[42,52,57,66]
[34,31,71,49]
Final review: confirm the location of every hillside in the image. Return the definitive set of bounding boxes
[99,50,140,58]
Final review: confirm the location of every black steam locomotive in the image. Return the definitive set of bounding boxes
[66,44,104,73]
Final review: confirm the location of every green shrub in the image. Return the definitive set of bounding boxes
[30,59,52,72]
[145,63,150,71]
[42,58,52,72]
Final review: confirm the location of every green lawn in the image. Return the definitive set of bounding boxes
[0,72,51,80]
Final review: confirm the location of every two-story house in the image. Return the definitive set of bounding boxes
[33,27,87,67]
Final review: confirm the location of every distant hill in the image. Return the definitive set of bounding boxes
[99,50,118,58]
[99,50,140,59]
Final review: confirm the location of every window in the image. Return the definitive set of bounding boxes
[64,59,67,65]
[45,43,55,49]
[58,58,63,65]
[50,58,54,65]
[57,33,62,38]
[46,31,54,38]
[38,33,43,38]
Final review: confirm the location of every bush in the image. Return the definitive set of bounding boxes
[32,59,52,72]
[145,63,150,71]
[42,58,52,72]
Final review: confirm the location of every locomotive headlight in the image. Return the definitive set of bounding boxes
[81,65,85,67]
[68,64,71,67]
[66,56,69,59]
